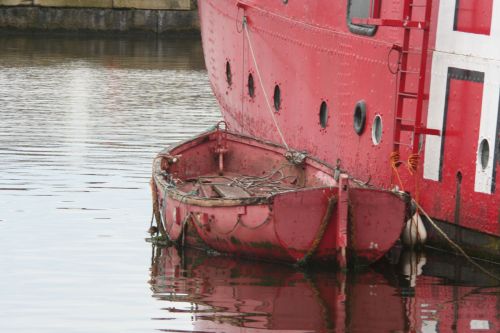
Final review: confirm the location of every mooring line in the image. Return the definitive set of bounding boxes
[413,199,500,282]
[243,17,290,151]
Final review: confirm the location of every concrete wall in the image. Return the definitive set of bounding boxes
[0,0,199,33]
[0,0,195,9]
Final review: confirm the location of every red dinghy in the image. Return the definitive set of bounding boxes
[151,123,409,266]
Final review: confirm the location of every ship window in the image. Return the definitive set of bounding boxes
[226,61,232,86]
[248,73,255,98]
[371,114,382,145]
[273,85,281,111]
[353,100,366,135]
[479,139,490,170]
[319,101,328,128]
[347,0,377,36]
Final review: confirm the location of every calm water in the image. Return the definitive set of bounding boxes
[0,34,498,333]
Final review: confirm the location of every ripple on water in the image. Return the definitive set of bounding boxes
[0,34,220,333]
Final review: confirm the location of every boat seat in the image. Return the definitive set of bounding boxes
[212,184,251,198]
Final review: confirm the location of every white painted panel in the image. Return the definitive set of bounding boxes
[425,0,500,194]
[470,319,490,330]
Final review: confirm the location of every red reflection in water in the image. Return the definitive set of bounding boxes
[149,247,500,332]
[149,247,407,332]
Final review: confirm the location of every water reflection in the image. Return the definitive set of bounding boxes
[0,33,219,333]
[0,33,206,70]
[150,247,498,332]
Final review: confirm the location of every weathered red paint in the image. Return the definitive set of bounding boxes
[198,0,500,258]
[152,130,409,265]
[349,187,411,263]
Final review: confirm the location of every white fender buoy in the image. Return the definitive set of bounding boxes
[402,213,427,248]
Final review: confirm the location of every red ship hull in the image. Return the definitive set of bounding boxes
[152,129,409,265]
[198,0,500,260]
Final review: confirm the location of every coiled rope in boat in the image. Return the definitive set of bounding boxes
[197,164,303,196]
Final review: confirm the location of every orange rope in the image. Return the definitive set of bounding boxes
[391,152,422,192]
[390,151,405,191]
[407,153,419,175]
[390,151,402,168]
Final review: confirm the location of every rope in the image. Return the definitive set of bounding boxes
[390,152,421,188]
[387,45,402,75]
[150,178,167,237]
[237,213,273,230]
[390,151,403,168]
[196,164,303,196]
[243,17,290,151]
[407,153,419,175]
[162,185,175,235]
[240,12,246,116]
[240,1,407,49]
[190,211,272,235]
[296,196,338,266]
[390,151,405,191]
[413,199,500,282]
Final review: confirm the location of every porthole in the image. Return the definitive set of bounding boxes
[273,85,281,111]
[319,101,328,128]
[248,73,255,98]
[225,61,232,86]
[479,139,490,170]
[353,100,366,135]
[372,114,383,145]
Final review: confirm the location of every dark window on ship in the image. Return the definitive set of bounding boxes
[273,85,281,111]
[347,0,377,36]
[226,61,232,86]
[248,73,255,98]
[319,101,328,128]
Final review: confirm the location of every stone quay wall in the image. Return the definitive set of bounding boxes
[0,0,199,33]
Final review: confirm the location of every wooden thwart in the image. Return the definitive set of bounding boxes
[212,184,251,198]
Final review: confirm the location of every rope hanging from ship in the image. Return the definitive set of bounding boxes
[242,15,290,151]
[389,141,499,281]
[242,15,310,167]
[413,200,500,282]
[390,152,499,282]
